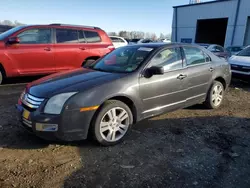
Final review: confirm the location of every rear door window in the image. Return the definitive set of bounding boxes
[56,29,78,43]
[78,30,86,43]
[150,47,183,72]
[183,47,206,66]
[84,30,101,43]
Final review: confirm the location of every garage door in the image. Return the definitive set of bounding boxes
[244,17,250,46]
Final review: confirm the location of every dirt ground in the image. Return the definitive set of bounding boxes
[0,79,249,188]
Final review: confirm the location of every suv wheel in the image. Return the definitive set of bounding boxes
[0,70,4,85]
[82,59,96,67]
[204,81,224,109]
[91,100,133,146]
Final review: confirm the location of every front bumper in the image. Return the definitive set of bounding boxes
[16,104,96,141]
[231,72,250,81]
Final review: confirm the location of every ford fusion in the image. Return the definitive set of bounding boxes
[16,43,231,146]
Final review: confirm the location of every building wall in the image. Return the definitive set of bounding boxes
[172,0,250,47]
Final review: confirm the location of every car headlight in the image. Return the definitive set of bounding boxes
[44,92,77,114]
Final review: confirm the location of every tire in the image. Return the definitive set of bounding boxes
[82,59,96,67]
[0,70,4,85]
[91,100,133,146]
[204,81,224,109]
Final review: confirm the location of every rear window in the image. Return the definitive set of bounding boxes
[230,47,244,52]
[56,29,78,43]
[84,30,101,43]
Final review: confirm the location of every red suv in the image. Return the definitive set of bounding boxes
[0,24,115,84]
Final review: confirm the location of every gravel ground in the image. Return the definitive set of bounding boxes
[0,79,249,188]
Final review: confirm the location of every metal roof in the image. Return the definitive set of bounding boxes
[173,0,232,8]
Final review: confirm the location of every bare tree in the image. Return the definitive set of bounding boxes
[1,20,13,26]
[0,20,25,26]
[107,32,117,36]
[160,33,165,39]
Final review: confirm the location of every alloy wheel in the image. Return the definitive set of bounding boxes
[212,84,223,107]
[99,107,130,142]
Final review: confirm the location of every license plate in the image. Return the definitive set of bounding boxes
[22,109,30,119]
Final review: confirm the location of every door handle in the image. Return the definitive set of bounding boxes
[177,74,187,80]
[79,47,87,50]
[209,67,214,72]
[44,47,51,51]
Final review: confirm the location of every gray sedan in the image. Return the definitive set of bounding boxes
[16,43,231,146]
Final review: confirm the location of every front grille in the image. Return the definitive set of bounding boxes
[22,93,45,109]
[231,64,250,73]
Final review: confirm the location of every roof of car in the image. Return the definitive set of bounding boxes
[128,42,199,48]
[21,24,101,30]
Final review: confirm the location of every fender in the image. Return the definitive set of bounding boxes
[0,49,20,77]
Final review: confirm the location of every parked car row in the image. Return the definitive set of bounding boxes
[229,45,250,79]
[16,42,231,145]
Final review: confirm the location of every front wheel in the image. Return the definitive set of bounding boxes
[91,100,133,146]
[204,81,224,109]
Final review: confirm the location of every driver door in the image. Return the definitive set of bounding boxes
[139,47,189,118]
[6,27,55,75]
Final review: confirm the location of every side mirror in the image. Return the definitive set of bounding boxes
[8,37,20,44]
[145,66,164,77]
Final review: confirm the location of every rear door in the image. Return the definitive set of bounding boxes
[6,27,55,75]
[78,30,112,63]
[139,46,189,117]
[53,28,81,71]
[182,46,213,105]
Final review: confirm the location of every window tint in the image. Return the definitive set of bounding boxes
[183,47,206,65]
[56,29,78,43]
[150,47,183,71]
[78,30,86,43]
[17,28,51,44]
[111,37,124,43]
[90,46,154,73]
[84,30,101,43]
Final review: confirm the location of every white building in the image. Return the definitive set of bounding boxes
[171,0,250,47]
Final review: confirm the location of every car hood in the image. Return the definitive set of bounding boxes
[27,68,124,98]
[229,55,250,66]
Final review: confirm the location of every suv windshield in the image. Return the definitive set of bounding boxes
[0,25,26,40]
[89,46,155,73]
[237,46,250,57]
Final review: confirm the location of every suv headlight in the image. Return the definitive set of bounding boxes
[44,92,77,114]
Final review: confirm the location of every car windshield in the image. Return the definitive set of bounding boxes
[88,46,155,73]
[0,25,26,40]
[130,39,140,43]
[199,44,209,48]
[237,46,250,57]
[227,46,244,52]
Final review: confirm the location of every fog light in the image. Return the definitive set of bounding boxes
[36,123,58,132]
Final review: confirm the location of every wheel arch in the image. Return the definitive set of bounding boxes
[0,63,6,77]
[214,76,226,89]
[82,56,101,66]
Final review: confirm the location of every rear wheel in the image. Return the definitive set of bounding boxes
[91,100,133,146]
[82,59,96,67]
[204,81,224,109]
[0,70,4,85]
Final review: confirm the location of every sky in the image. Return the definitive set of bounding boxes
[0,0,209,36]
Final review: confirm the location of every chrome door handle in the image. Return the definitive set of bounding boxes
[44,47,51,51]
[79,47,86,50]
[177,74,187,80]
[209,67,214,72]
